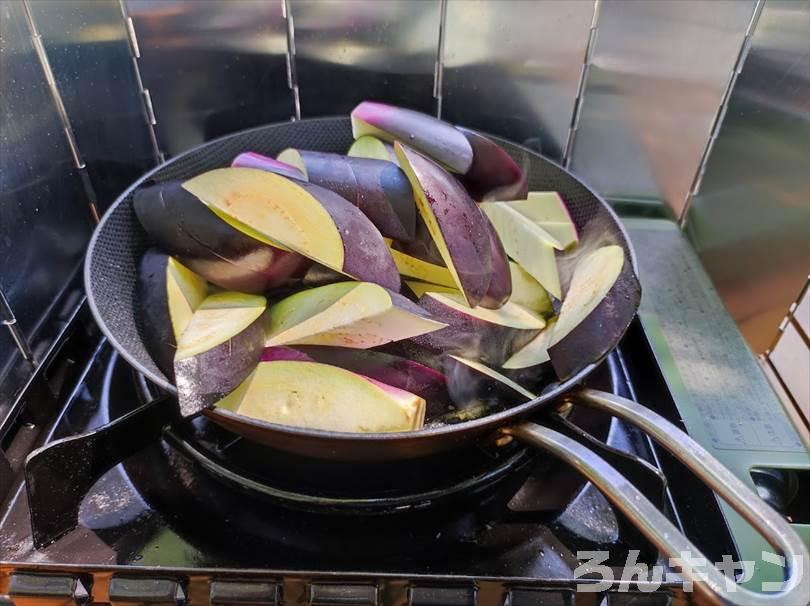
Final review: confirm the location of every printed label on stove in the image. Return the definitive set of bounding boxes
[630,223,804,453]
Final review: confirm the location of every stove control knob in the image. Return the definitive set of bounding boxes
[309,584,378,605]
[7,573,89,605]
[108,577,185,605]
[210,580,279,605]
[410,586,476,606]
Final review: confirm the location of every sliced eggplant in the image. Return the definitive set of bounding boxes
[504,192,578,249]
[182,168,400,291]
[404,281,460,298]
[502,319,556,370]
[351,101,473,173]
[217,360,426,433]
[174,291,266,416]
[295,345,450,418]
[479,214,512,309]
[265,281,445,348]
[348,135,397,163]
[457,127,527,202]
[413,291,545,366]
[231,152,306,181]
[395,143,493,307]
[138,249,208,378]
[480,201,561,299]
[547,245,638,380]
[277,149,416,241]
[134,180,310,293]
[387,245,456,288]
[508,261,553,316]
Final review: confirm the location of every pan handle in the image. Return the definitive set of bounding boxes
[502,388,809,606]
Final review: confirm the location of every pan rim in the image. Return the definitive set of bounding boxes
[85,116,639,441]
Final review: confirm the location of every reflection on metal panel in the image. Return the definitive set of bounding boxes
[442,0,594,161]
[126,0,292,157]
[0,2,92,345]
[686,0,810,353]
[570,0,755,215]
[290,0,440,118]
[26,0,155,209]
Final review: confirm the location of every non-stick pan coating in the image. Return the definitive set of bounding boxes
[86,117,639,460]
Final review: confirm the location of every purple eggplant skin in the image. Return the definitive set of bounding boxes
[352,101,474,174]
[478,215,512,309]
[457,127,528,202]
[412,294,541,367]
[134,181,310,293]
[290,150,416,242]
[298,182,401,292]
[137,249,176,379]
[261,346,315,363]
[548,258,641,381]
[295,345,451,419]
[174,315,265,412]
[396,143,493,307]
[231,152,306,181]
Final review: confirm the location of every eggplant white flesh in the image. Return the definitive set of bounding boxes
[182,168,400,291]
[395,143,493,307]
[138,249,208,378]
[387,245,456,288]
[134,180,310,293]
[547,245,639,379]
[265,281,445,348]
[502,319,556,370]
[348,136,397,163]
[503,192,578,249]
[508,261,553,316]
[405,281,460,298]
[174,291,266,416]
[480,201,561,299]
[217,360,426,433]
[413,291,544,366]
[294,345,451,419]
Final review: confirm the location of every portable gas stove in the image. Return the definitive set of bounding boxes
[0,220,806,605]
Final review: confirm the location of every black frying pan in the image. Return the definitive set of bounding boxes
[83,118,807,605]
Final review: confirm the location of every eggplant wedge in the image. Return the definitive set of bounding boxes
[479,214,512,309]
[504,192,579,249]
[294,345,450,419]
[277,149,416,241]
[348,135,397,163]
[457,127,527,202]
[547,245,639,380]
[174,291,266,416]
[217,360,426,433]
[182,168,400,291]
[265,281,445,348]
[134,180,310,293]
[396,143,493,307]
[138,249,208,378]
[480,201,562,299]
[351,101,473,174]
[413,291,544,366]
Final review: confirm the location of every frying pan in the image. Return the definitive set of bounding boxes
[84,118,807,605]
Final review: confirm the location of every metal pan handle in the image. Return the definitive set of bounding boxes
[502,388,809,606]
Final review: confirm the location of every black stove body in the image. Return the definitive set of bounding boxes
[0,308,736,606]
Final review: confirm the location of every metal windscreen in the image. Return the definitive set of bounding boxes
[85,117,635,393]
